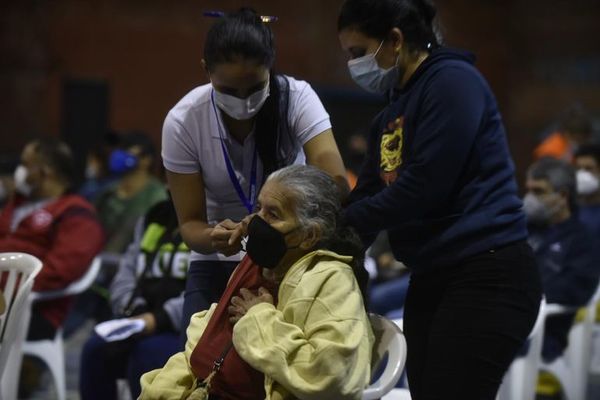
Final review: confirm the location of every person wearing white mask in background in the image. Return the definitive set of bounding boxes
[0,138,104,337]
[574,144,600,238]
[0,137,105,396]
[523,157,600,368]
[163,8,348,345]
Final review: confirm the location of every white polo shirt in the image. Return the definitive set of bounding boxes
[162,75,331,262]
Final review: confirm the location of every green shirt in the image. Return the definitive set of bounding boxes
[95,177,167,254]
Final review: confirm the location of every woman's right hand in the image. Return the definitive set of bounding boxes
[227,213,254,248]
[210,219,243,256]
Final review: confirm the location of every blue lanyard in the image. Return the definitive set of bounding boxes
[211,90,258,214]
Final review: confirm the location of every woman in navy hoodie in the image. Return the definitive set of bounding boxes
[338,1,542,398]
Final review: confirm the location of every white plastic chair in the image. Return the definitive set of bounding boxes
[0,252,42,400]
[362,313,408,400]
[382,319,412,399]
[539,283,600,400]
[20,256,101,400]
[589,297,600,376]
[496,298,546,400]
[382,389,412,400]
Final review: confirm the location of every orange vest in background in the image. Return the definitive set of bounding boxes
[346,170,358,190]
[534,132,572,161]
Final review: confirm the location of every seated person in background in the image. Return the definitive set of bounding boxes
[140,165,373,400]
[0,137,104,340]
[79,197,189,400]
[66,131,168,333]
[95,131,167,255]
[368,231,410,320]
[344,133,369,190]
[78,131,120,202]
[523,158,600,362]
[533,103,593,161]
[574,144,600,237]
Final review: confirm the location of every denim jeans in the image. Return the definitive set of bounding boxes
[79,332,179,399]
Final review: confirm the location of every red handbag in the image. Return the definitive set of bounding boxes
[189,255,277,400]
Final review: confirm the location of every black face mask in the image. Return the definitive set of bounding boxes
[245,215,300,269]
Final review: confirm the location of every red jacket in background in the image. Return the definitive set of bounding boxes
[0,193,105,327]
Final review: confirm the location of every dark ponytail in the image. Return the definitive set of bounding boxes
[338,0,442,52]
[256,74,294,177]
[204,8,292,177]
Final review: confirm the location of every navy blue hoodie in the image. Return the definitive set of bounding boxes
[344,47,527,273]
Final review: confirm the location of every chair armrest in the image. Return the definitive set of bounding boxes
[30,289,69,302]
[544,303,580,317]
[30,257,102,302]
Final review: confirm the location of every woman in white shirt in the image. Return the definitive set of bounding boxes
[163,8,348,342]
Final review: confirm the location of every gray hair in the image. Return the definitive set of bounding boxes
[268,165,370,307]
[266,165,340,242]
[528,157,576,209]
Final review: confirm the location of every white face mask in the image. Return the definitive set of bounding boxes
[523,192,562,225]
[347,40,400,94]
[576,169,599,195]
[14,165,32,197]
[213,80,270,120]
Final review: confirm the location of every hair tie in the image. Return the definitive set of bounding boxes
[260,15,278,23]
[203,11,226,18]
[203,10,278,23]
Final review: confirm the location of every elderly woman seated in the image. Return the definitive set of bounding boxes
[140,165,373,400]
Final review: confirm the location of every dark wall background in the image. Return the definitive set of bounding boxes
[1,0,599,186]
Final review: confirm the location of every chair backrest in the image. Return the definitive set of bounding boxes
[497,298,546,400]
[29,256,101,302]
[0,253,42,379]
[521,298,547,359]
[362,313,407,400]
[561,281,600,399]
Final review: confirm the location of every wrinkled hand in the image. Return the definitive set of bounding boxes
[211,219,242,256]
[227,214,254,249]
[228,287,273,325]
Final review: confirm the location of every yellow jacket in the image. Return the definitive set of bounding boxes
[140,249,374,400]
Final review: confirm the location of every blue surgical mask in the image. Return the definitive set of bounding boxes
[347,40,400,94]
[109,149,138,175]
